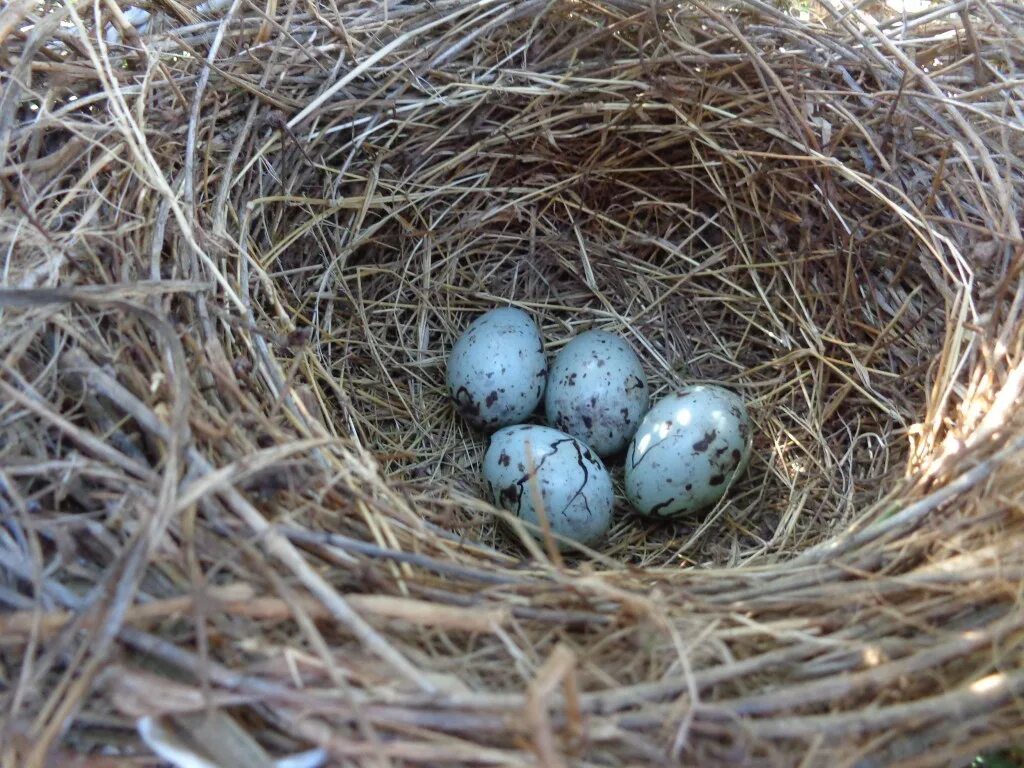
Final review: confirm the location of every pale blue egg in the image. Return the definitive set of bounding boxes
[446,307,547,430]
[544,329,649,456]
[624,385,752,518]
[482,424,614,549]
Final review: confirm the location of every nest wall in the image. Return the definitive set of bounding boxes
[1,0,1023,766]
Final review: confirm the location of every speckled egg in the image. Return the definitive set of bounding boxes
[544,330,649,457]
[482,424,614,549]
[446,307,547,431]
[624,385,753,518]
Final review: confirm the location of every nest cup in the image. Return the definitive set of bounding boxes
[1,0,1023,766]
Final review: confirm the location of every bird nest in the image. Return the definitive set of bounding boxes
[1,0,1023,765]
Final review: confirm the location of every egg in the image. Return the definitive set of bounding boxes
[624,385,752,518]
[544,329,649,457]
[446,307,547,430]
[482,424,614,549]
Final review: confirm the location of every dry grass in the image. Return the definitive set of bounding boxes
[1,0,1023,765]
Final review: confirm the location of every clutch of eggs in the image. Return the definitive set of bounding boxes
[447,307,756,546]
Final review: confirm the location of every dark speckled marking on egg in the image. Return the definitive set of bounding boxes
[446,307,547,431]
[692,430,717,453]
[543,329,650,457]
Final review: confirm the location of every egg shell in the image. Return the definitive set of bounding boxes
[624,385,752,518]
[482,424,614,549]
[446,307,547,431]
[544,329,650,457]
